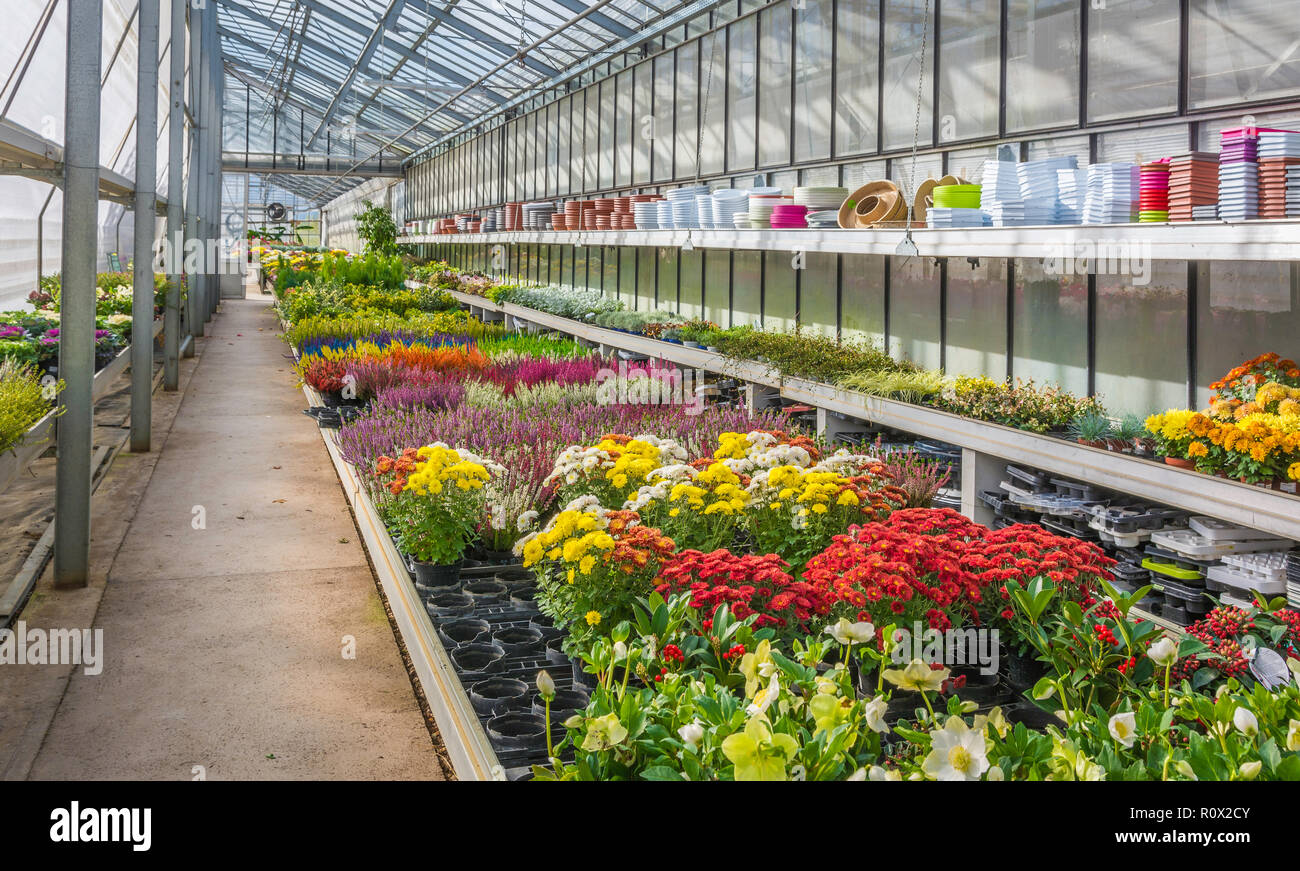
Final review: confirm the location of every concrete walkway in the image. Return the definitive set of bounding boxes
[14,295,445,780]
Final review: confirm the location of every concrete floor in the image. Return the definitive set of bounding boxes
[3,294,445,780]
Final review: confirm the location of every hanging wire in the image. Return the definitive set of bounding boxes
[897,0,931,257]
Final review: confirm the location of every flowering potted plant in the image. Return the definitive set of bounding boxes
[378,443,500,587]
[517,501,676,651]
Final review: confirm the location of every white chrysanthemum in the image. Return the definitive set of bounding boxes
[516,510,539,532]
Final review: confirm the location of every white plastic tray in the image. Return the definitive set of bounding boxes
[1206,564,1287,596]
[1220,551,1289,583]
[1151,529,1292,558]
[1189,515,1288,542]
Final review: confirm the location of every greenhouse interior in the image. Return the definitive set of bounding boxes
[2,0,1300,802]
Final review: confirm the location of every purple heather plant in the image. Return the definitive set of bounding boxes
[372,380,466,413]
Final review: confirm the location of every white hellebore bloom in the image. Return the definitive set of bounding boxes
[1238,760,1262,781]
[921,716,990,781]
[825,617,876,647]
[986,766,1005,781]
[1108,712,1138,748]
[867,765,901,782]
[1233,707,1259,738]
[1288,719,1300,753]
[847,768,867,781]
[677,721,704,748]
[863,696,889,734]
[1148,636,1178,668]
[746,674,781,718]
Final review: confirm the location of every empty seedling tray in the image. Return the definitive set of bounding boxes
[1188,516,1288,542]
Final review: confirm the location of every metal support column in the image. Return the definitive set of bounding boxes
[185,0,204,340]
[53,0,103,587]
[203,0,218,319]
[131,0,160,451]
[165,0,185,378]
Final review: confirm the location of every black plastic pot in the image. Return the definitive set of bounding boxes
[1004,701,1060,731]
[413,559,463,591]
[943,668,1006,705]
[437,617,490,648]
[469,676,530,717]
[486,712,548,752]
[319,389,342,408]
[463,579,508,603]
[545,635,568,666]
[531,689,589,722]
[450,642,506,679]
[496,566,533,585]
[426,591,475,619]
[509,586,538,607]
[1003,649,1049,692]
[493,625,545,657]
[571,658,598,690]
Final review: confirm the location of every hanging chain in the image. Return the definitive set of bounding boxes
[903,0,931,233]
[695,29,717,186]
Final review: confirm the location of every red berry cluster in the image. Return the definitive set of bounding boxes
[721,643,746,661]
[661,643,685,665]
[1094,623,1118,646]
[1117,655,1138,674]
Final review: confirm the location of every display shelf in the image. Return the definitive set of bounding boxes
[431,286,1300,541]
[0,320,166,495]
[302,380,507,782]
[0,118,168,211]
[400,219,1300,262]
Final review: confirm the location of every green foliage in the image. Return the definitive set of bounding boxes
[707,325,910,383]
[355,200,398,256]
[839,368,948,403]
[0,360,60,453]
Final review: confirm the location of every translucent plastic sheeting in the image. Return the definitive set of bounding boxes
[319,176,402,253]
[0,0,182,310]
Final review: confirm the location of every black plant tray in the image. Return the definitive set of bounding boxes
[1088,504,1187,534]
[1049,477,1108,501]
[1039,517,1100,542]
[1005,463,1050,490]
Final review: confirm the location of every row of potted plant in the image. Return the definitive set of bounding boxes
[1146,353,1300,486]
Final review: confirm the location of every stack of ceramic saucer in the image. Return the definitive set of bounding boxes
[666,185,709,228]
[747,191,790,228]
[633,199,661,229]
[793,186,849,213]
[523,201,557,229]
[656,200,675,228]
[770,204,809,228]
[806,210,839,228]
[711,189,750,227]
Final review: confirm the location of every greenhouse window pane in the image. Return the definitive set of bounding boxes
[637,246,657,310]
[1005,0,1080,132]
[765,250,797,332]
[1189,0,1300,109]
[946,257,1008,380]
[1088,0,1179,123]
[653,54,675,182]
[794,0,833,163]
[938,0,1000,142]
[604,245,619,300]
[1012,259,1088,395]
[584,86,600,192]
[658,247,679,313]
[835,0,881,157]
[600,80,615,189]
[727,17,757,172]
[675,43,699,180]
[882,0,934,151]
[701,31,727,176]
[704,249,732,326]
[888,255,941,370]
[1096,262,1188,415]
[758,5,793,167]
[800,253,839,338]
[1195,261,1298,409]
[841,253,886,347]
[616,69,634,187]
[679,249,704,320]
[633,62,653,185]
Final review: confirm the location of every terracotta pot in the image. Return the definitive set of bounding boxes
[1163,456,1195,469]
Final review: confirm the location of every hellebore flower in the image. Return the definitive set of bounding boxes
[883,658,950,694]
[1108,711,1137,749]
[921,716,990,782]
[720,716,798,781]
[825,617,875,647]
[1147,636,1178,667]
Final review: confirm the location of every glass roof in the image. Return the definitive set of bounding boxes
[217,0,676,169]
